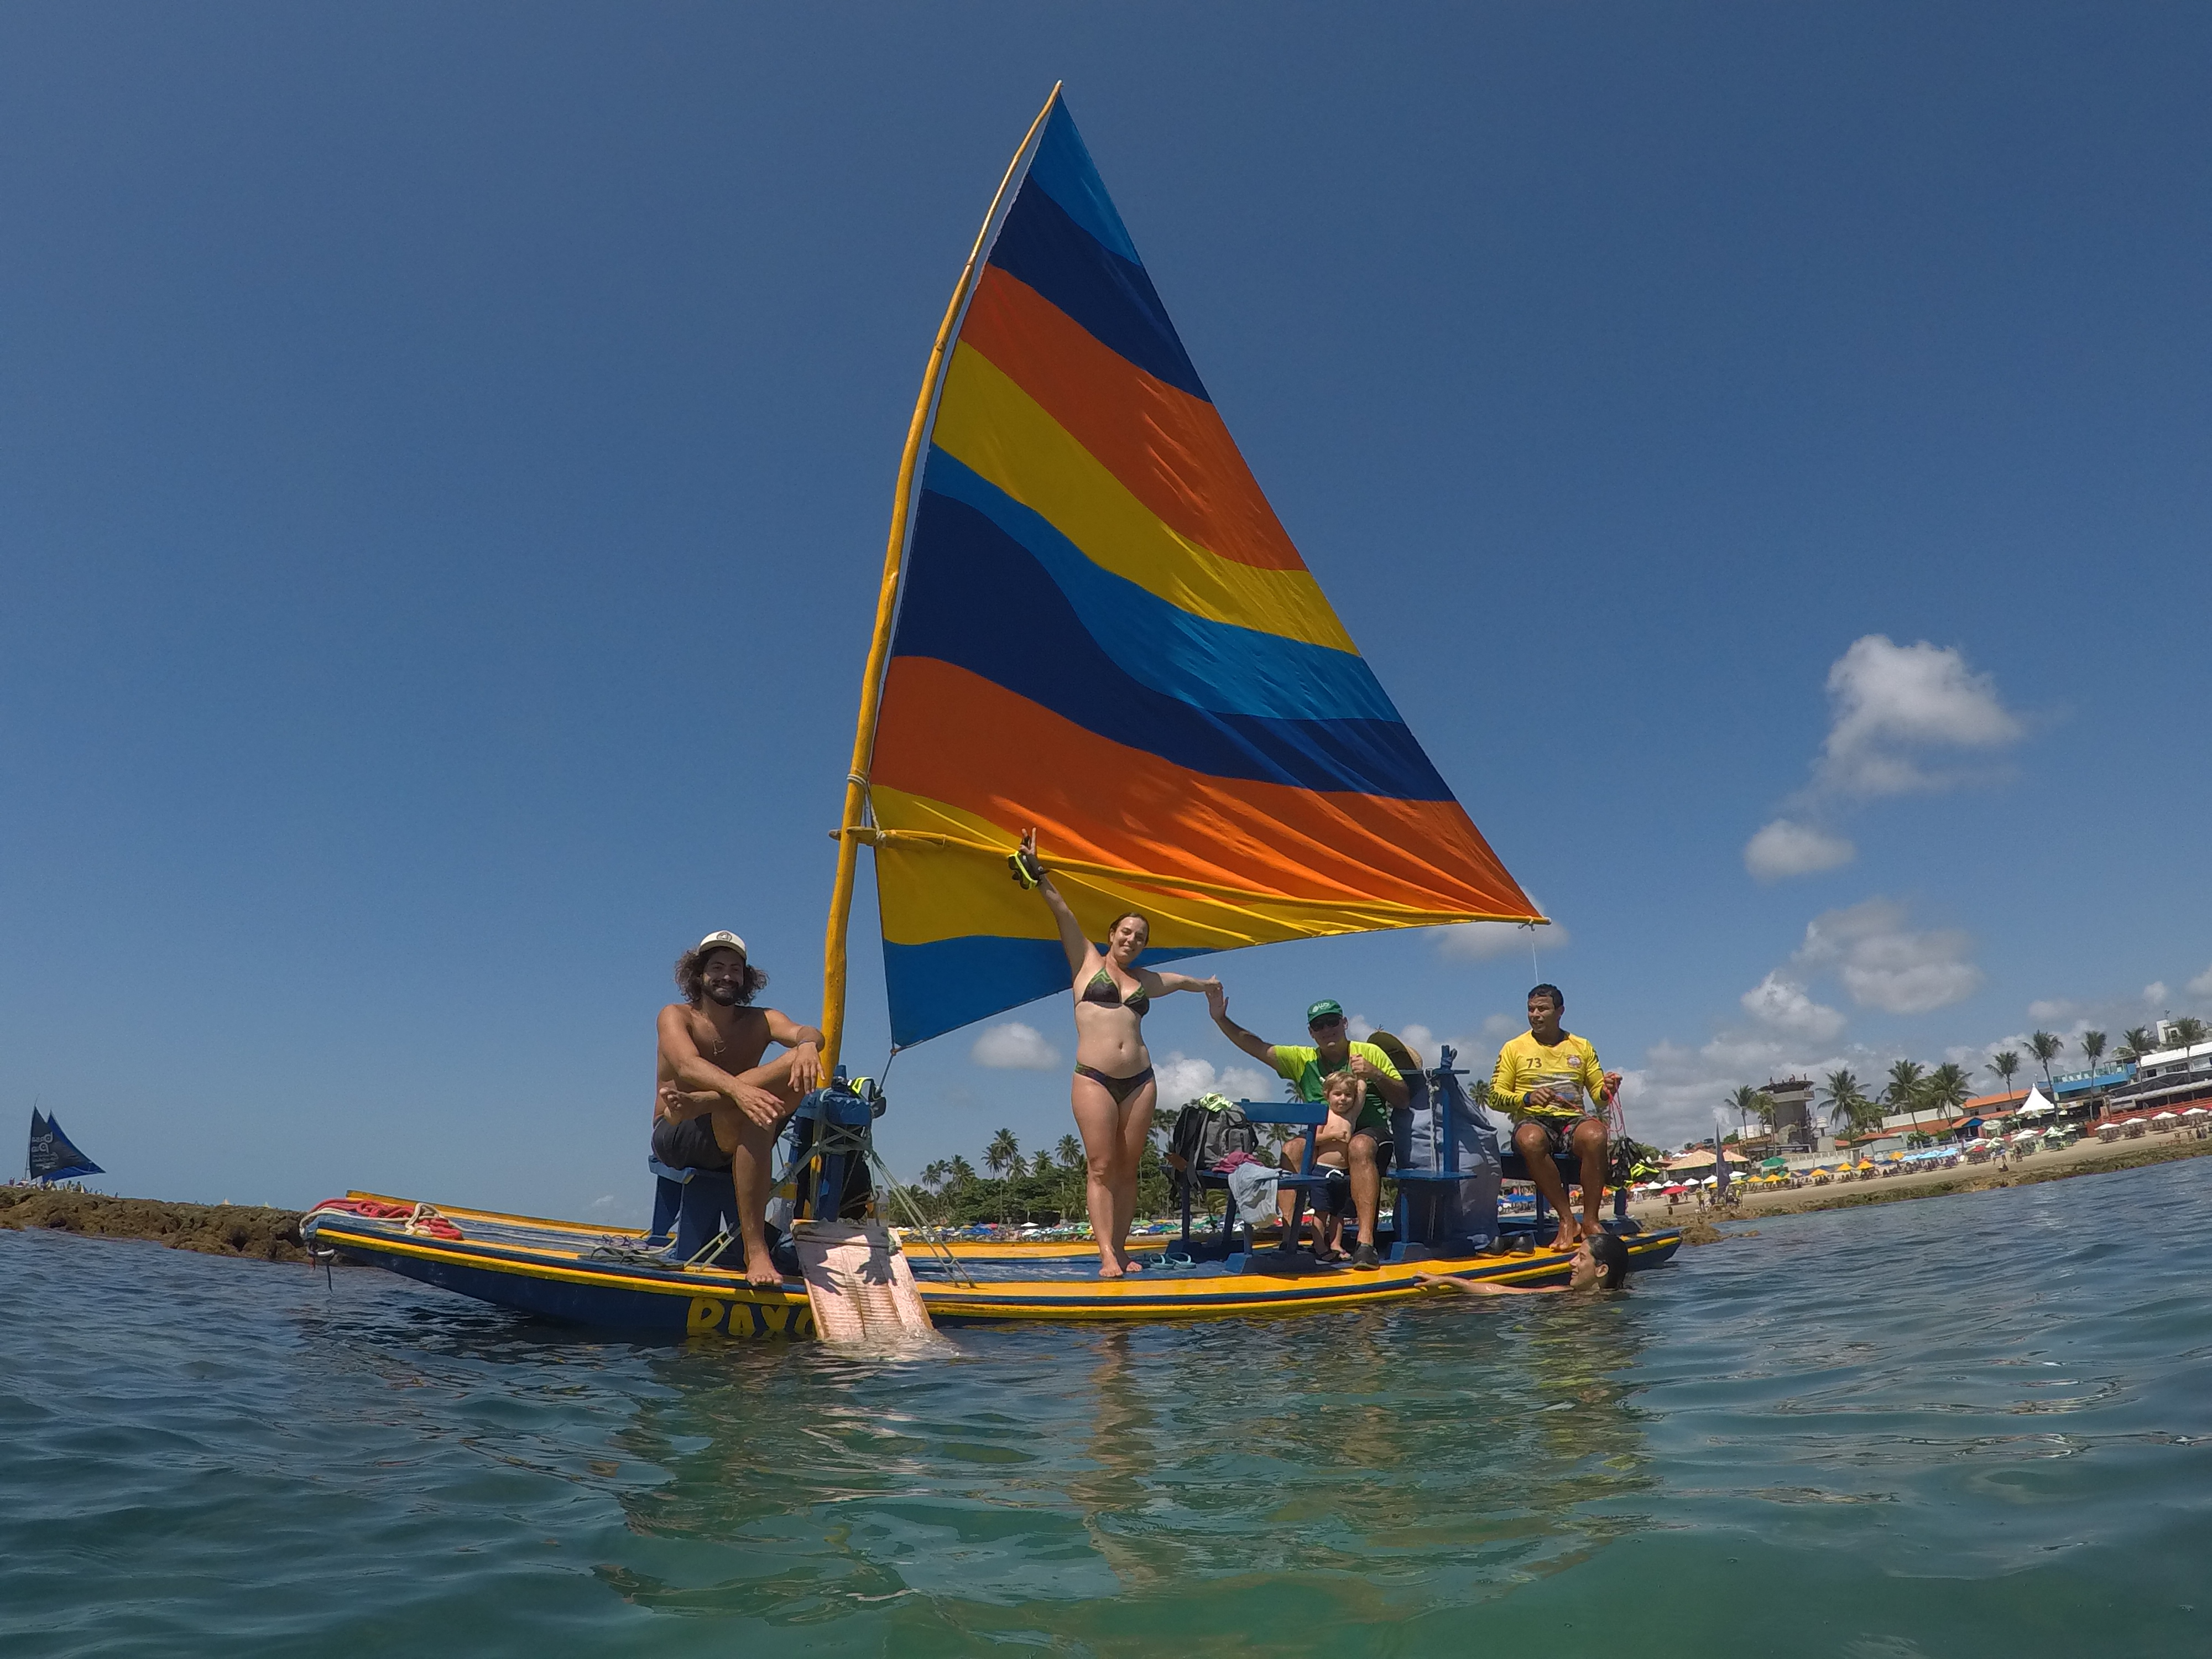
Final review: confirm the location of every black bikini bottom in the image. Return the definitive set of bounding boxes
[1074,1063,1155,1106]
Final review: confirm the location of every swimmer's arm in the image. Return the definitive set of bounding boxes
[1414,1270,1554,1297]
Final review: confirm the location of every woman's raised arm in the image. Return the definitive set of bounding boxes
[1016,828,1097,977]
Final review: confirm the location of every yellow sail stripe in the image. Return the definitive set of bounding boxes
[931,345,1355,653]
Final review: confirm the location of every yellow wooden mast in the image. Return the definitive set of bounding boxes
[819,84,1063,1074]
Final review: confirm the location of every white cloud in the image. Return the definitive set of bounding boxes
[1817,635,2023,799]
[2187,966,2212,999]
[1740,972,1847,1042]
[2027,999,2073,1022]
[1437,895,1569,962]
[1154,1051,1270,1107]
[971,1022,1061,1070]
[1346,1012,1374,1040]
[1618,1035,1858,1149]
[2145,982,2169,1008]
[1795,898,1983,1015]
[587,1194,617,1211]
[1480,1011,1520,1041]
[1744,818,1856,881]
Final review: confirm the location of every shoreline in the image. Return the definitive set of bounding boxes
[1630,1127,2212,1237]
[10,1130,2212,1267]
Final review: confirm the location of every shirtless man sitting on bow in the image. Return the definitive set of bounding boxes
[654,930,823,1285]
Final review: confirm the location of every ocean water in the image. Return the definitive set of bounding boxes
[6,1161,2211,1658]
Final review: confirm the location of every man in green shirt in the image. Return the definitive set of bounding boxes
[1206,986,1408,1269]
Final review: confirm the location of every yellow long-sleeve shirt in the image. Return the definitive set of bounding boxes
[1491,1031,1606,1124]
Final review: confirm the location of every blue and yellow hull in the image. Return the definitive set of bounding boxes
[306,1192,1682,1339]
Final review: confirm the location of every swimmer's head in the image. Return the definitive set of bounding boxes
[1571,1230,1630,1291]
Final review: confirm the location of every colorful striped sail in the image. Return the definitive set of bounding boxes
[855,93,1540,1047]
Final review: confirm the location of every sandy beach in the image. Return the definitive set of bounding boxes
[1624,1124,2212,1230]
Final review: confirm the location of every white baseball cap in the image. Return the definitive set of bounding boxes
[694,930,748,958]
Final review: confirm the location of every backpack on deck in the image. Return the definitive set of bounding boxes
[1163,1094,1260,1201]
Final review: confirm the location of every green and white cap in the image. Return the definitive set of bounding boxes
[1306,998,1344,1026]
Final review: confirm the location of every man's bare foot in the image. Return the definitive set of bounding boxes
[745,1260,784,1288]
[1117,1254,1147,1272]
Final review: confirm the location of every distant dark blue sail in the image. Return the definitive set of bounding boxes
[28,1109,104,1182]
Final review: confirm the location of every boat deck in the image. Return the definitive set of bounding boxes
[307,1191,1683,1336]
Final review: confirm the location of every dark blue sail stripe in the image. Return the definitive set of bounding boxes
[919,450,1396,723]
[1025,102,1142,265]
[988,173,1209,403]
[890,487,1453,800]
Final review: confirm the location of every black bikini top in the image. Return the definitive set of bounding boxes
[1081,968,1150,1015]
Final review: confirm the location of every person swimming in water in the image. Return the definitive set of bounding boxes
[1012,830,1219,1279]
[1415,1230,1631,1296]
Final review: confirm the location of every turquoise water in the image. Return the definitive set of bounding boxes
[7,1161,2211,1657]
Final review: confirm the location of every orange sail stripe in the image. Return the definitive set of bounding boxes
[872,658,1533,919]
[959,265,1308,575]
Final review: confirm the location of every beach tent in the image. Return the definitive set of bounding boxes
[2017,1088,2057,1118]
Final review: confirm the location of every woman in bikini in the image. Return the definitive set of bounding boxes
[1013,830,1217,1278]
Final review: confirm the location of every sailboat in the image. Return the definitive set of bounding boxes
[306,88,1681,1336]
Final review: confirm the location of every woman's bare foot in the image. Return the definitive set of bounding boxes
[1117,1253,1147,1272]
[1097,1259,1126,1279]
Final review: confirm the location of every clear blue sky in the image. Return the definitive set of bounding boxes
[5,4,2207,1218]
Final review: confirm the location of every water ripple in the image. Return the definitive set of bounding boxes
[6,1160,2212,1655]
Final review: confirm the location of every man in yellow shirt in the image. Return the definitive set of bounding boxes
[1491,983,1620,1253]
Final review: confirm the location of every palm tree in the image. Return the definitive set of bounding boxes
[947,1154,977,1187]
[1820,1069,1865,1134]
[2174,1016,2210,1045]
[1924,1062,1971,1125]
[2026,1031,2063,1089]
[1056,1134,1086,1171]
[2079,1030,2107,1077]
[1725,1084,1771,1140]
[920,1159,951,1191]
[983,1129,1019,1178]
[1988,1051,2021,1093]
[1883,1059,1928,1131]
[2115,1027,2153,1063]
